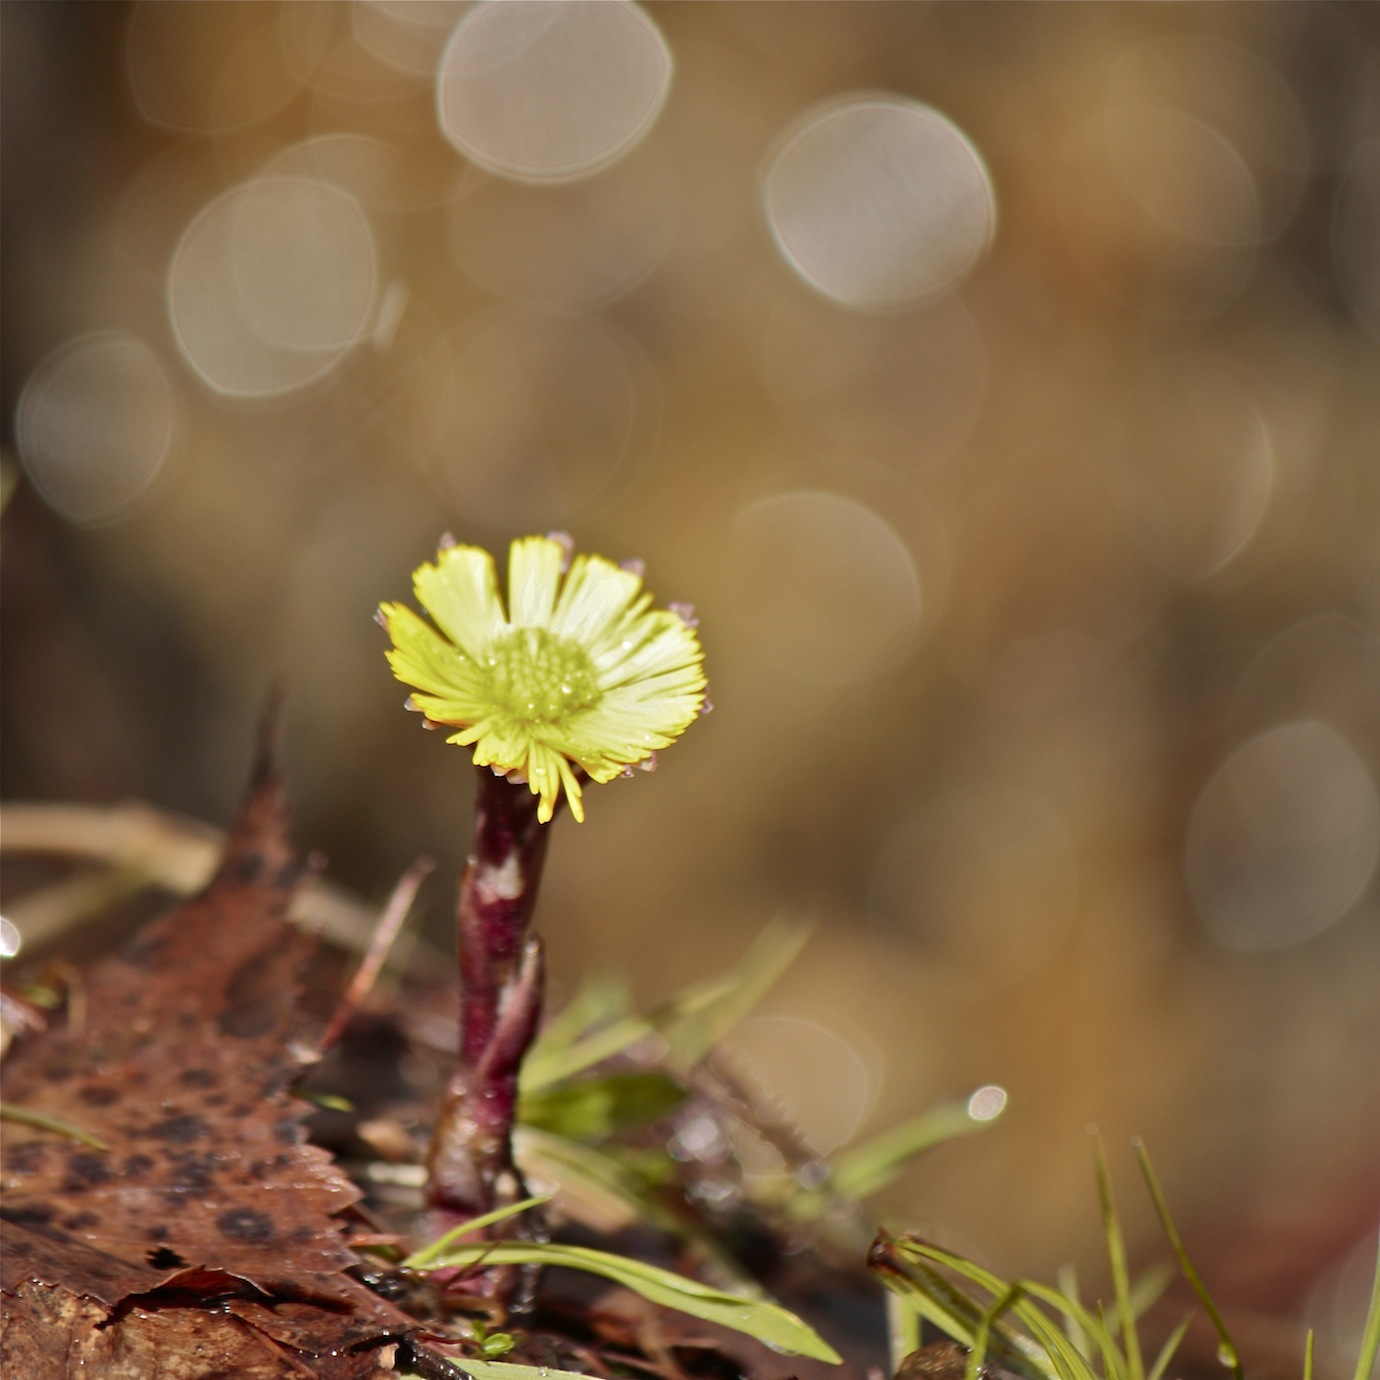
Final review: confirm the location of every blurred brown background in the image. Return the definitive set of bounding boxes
[3,1,1379,1364]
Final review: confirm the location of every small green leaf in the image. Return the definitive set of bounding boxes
[297,1089,355,1113]
[0,1101,107,1149]
[409,1239,841,1363]
[401,1195,551,1271]
[519,1071,685,1141]
[480,1333,515,1359]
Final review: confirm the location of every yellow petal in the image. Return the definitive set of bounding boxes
[507,535,565,628]
[414,544,505,658]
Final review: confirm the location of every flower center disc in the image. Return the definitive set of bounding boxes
[486,627,599,724]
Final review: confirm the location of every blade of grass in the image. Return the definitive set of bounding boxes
[1133,1139,1243,1380]
[401,1195,550,1270]
[654,916,811,1068]
[0,1101,108,1149]
[1095,1133,1145,1380]
[1146,1315,1191,1380]
[1302,1329,1315,1380]
[1353,1231,1380,1380]
[518,1011,653,1092]
[887,1289,923,1375]
[408,1239,842,1363]
[880,1235,1096,1380]
[971,1287,1027,1380]
[833,1097,1000,1200]
[1057,1265,1087,1354]
[1128,1263,1174,1321]
[443,1362,612,1380]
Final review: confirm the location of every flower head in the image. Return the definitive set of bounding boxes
[379,535,707,823]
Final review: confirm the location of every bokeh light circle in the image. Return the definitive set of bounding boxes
[1062,104,1262,319]
[1333,138,1380,341]
[437,1,672,184]
[1112,354,1274,581]
[1185,721,1380,952]
[764,96,996,311]
[16,332,177,526]
[168,176,378,398]
[722,1015,878,1156]
[731,490,923,685]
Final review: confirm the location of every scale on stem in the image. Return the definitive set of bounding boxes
[378,533,706,1270]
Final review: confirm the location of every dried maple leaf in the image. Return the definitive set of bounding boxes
[0,739,414,1378]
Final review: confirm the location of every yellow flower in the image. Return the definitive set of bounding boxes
[379,535,707,824]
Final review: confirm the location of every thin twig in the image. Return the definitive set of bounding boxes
[318,857,435,1054]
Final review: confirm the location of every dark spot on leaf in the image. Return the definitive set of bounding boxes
[166,1150,218,1191]
[7,1142,48,1175]
[146,1245,187,1269]
[147,1113,209,1144]
[216,1207,275,1246]
[217,949,282,1038]
[146,1224,171,1241]
[0,1202,56,1228]
[177,1067,218,1089]
[63,1211,101,1231]
[78,1084,122,1106]
[272,1116,299,1146]
[123,1153,155,1177]
[62,1152,115,1190]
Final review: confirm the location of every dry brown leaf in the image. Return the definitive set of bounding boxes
[0,742,413,1377]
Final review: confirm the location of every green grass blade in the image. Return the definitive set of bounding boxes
[443,1362,611,1380]
[1353,1231,1380,1380]
[1128,1263,1174,1321]
[833,1096,1002,1200]
[887,1289,922,1375]
[971,1287,1026,1380]
[1057,1265,1086,1353]
[654,916,812,1068]
[0,1101,108,1149]
[401,1195,550,1270]
[409,1240,841,1363]
[527,976,632,1067]
[519,1011,653,1092]
[1133,1139,1243,1380]
[1302,1328,1315,1380]
[1095,1134,1145,1380]
[1146,1315,1192,1380]
[881,1236,1094,1380]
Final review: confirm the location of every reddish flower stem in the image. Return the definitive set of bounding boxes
[426,766,556,1230]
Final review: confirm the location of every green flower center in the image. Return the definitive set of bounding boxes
[484,627,600,724]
